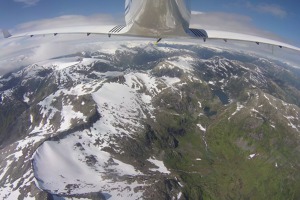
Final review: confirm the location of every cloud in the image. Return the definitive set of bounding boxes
[14,0,40,7]
[0,31,4,39]
[191,11,204,15]
[14,14,124,32]
[0,34,114,75]
[190,11,285,41]
[245,2,287,18]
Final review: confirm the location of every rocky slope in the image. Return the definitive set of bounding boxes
[0,42,300,199]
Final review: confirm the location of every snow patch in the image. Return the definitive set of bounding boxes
[53,61,79,70]
[148,158,170,174]
[162,76,181,86]
[229,102,244,120]
[167,56,195,73]
[23,93,30,103]
[177,192,182,199]
[198,101,202,108]
[59,105,85,131]
[208,81,215,85]
[251,108,259,113]
[270,124,276,128]
[248,153,257,159]
[141,94,152,104]
[197,124,206,132]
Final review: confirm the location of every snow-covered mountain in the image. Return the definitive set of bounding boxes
[1,42,300,199]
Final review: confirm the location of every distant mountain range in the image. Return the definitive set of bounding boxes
[0,43,300,199]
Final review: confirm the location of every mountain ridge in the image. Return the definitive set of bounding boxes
[0,43,300,199]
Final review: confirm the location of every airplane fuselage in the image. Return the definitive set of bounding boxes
[125,0,191,37]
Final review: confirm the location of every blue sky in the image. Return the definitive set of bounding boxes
[0,0,300,46]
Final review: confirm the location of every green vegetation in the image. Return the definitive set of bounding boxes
[155,109,300,199]
[142,74,300,199]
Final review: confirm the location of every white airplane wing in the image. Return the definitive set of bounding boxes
[189,28,300,52]
[2,25,129,39]
[3,26,300,52]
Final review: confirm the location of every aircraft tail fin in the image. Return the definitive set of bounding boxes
[2,30,12,38]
